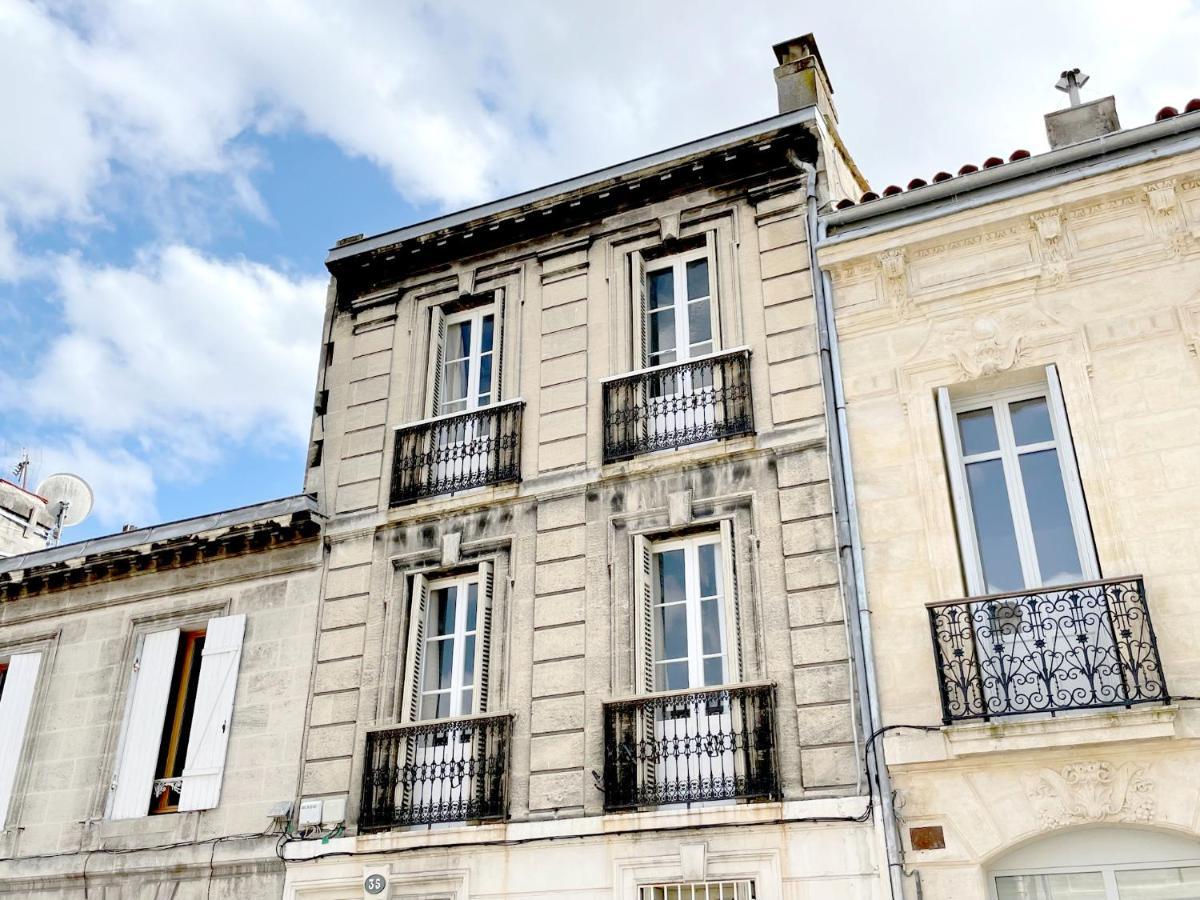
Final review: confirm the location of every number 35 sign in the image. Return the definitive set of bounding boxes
[363,872,387,896]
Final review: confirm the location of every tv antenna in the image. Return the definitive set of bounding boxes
[11,450,31,489]
[35,473,94,546]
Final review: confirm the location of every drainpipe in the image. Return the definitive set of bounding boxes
[790,152,908,900]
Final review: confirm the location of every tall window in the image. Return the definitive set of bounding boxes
[401,565,494,723]
[0,651,43,830]
[938,365,1097,596]
[640,882,755,900]
[641,247,715,368]
[150,630,205,814]
[428,300,500,419]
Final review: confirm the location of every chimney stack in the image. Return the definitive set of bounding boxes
[773,34,837,122]
[1044,68,1121,149]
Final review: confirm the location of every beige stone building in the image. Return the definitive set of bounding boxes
[817,89,1200,898]
[280,36,893,900]
[0,496,323,897]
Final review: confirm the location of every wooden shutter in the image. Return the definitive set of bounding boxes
[400,573,430,723]
[425,306,447,417]
[937,386,986,596]
[719,520,743,683]
[1045,364,1100,580]
[473,562,494,714]
[0,652,42,829]
[633,534,655,694]
[110,629,179,820]
[631,250,648,369]
[178,614,246,812]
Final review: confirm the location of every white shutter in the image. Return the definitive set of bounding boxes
[473,563,494,714]
[937,386,986,596]
[110,629,179,820]
[492,289,505,403]
[426,306,447,417]
[631,250,648,369]
[705,230,723,349]
[633,534,654,694]
[719,520,743,682]
[1045,364,1101,580]
[400,574,430,723]
[0,652,42,829]
[178,614,246,812]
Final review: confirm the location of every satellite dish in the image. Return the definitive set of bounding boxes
[36,473,94,528]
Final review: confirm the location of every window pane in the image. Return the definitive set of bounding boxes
[655,603,688,662]
[446,321,471,361]
[958,407,1000,455]
[481,314,494,352]
[700,598,723,655]
[442,359,469,407]
[650,309,677,358]
[460,688,473,714]
[429,587,457,637]
[1116,865,1200,898]
[703,656,725,687]
[655,549,686,603]
[423,639,455,693]
[657,660,690,690]
[1019,449,1083,585]
[996,873,1106,900]
[648,268,674,310]
[420,692,449,720]
[687,258,710,300]
[1010,397,1053,445]
[966,459,1024,592]
[478,354,493,403]
[466,583,478,632]
[462,635,476,688]
[688,298,712,347]
[698,543,720,598]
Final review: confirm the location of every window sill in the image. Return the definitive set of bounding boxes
[83,809,200,851]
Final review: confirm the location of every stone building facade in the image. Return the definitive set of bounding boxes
[281,37,888,900]
[0,496,323,897]
[816,96,1200,897]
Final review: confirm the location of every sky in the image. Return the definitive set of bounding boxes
[1,0,1198,541]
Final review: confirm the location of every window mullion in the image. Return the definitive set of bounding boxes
[674,261,690,361]
[994,400,1042,587]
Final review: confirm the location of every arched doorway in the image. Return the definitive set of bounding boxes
[988,826,1200,899]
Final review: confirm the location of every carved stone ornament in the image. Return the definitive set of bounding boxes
[1144,179,1191,257]
[1030,210,1067,284]
[945,315,1029,379]
[1025,762,1155,830]
[878,248,913,319]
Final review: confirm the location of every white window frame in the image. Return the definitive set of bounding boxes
[638,246,718,369]
[647,531,734,692]
[991,860,1200,900]
[434,301,499,418]
[938,364,1099,596]
[418,571,482,721]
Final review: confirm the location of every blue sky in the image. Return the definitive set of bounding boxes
[1,0,1198,541]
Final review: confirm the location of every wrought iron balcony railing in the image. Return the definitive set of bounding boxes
[928,576,1169,724]
[601,682,778,812]
[359,712,512,832]
[602,348,754,463]
[389,400,523,505]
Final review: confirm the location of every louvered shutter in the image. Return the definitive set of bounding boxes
[631,250,648,368]
[633,535,655,694]
[937,386,986,596]
[472,563,494,714]
[110,629,179,820]
[719,520,743,682]
[426,306,447,417]
[492,290,505,404]
[400,574,430,723]
[1045,364,1100,580]
[0,652,42,829]
[178,614,246,811]
[705,230,722,349]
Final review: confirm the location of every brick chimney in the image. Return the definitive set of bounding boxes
[772,34,838,122]
[1044,68,1121,149]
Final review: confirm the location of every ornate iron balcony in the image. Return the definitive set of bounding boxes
[928,576,1169,724]
[601,682,778,812]
[359,712,512,832]
[389,400,523,505]
[602,348,754,463]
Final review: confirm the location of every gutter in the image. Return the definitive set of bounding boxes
[792,154,907,900]
[327,107,819,264]
[821,108,1200,246]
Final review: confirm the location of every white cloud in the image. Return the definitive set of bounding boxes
[11,245,325,478]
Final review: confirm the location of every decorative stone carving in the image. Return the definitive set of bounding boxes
[1025,762,1155,829]
[945,315,1029,379]
[441,531,462,566]
[1030,210,1068,284]
[878,248,913,319]
[1144,179,1191,257]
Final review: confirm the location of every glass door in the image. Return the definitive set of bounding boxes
[436,306,496,488]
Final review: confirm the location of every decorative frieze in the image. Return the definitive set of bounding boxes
[1025,761,1155,829]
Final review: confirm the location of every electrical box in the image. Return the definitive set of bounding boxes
[322,796,347,824]
[298,798,323,827]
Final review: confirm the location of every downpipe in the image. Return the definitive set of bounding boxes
[790,153,908,900]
